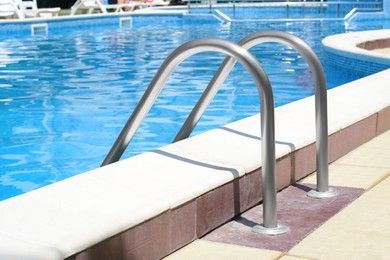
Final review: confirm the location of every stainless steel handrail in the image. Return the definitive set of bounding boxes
[102,38,272,166]
[101,37,288,234]
[174,30,337,199]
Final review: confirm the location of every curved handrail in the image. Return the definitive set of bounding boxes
[101,38,285,231]
[174,30,335,197]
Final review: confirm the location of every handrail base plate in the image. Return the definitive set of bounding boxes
[252,223,289,235]
[307,187,338,199]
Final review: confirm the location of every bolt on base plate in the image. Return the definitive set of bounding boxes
[252,224,289,235]
[307,187,338,199]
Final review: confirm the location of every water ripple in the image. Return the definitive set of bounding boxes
[0,18,378,200]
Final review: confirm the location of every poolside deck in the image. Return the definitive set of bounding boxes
[166,129,390,259]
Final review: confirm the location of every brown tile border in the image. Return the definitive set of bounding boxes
[196,180,237,237]
[377,106,390,135]
[73,210,172,260]
[329,114,377,162]
[294,143,316,181]
[276,155,292,191]
[71,106,390,260]
[237,170,262,213]
[73,201,197,260]
[356,38,390,50]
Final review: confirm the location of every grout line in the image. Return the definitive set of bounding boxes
[332,162,390,170]
[364,173,390,191]
[281,253,320,259]
[274,253,287,260]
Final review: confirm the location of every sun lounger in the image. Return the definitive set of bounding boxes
[71,0,107,15]
[14,0,60,18]
[149,0,169,7]
[132,0,169,7]
[0,0,23,19]
[71,0,146,15]
[104,2,147,12]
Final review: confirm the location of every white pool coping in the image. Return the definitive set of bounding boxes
[0,66,389,259]
[322,29,390,65]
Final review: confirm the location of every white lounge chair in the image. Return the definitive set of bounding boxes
[149,0,169,7]
[0,0,23,19]
[106,1,147,12]
[70,0,107,15]
[71,0,145,15]
[15,0,60,18]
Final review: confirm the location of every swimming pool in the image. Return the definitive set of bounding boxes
[1,14,389,200]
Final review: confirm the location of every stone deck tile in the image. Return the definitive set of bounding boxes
[164,240,282,260]
[289,176,390,259]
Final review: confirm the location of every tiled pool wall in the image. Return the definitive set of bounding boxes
[322,29,390,76]
[324,50,390,76]
[186,0,382,20]
[0,16,118,38]
[0,13,220,39]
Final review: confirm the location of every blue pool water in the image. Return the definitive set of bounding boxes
[1,14,390,200]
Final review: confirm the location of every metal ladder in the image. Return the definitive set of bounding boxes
[101,31,336,235]
[174,30,337,199]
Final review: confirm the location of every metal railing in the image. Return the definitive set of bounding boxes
[102,31,336,235]
[174,30,337,199]
[102,37,289,235]
[186,0,383,19]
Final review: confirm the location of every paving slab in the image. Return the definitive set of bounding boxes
[164,240,282,260]
[203,184,364,252]
[289,176,390,259]
[301,164,390,190]
[338,146,390,168]
[302,130,390,190]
